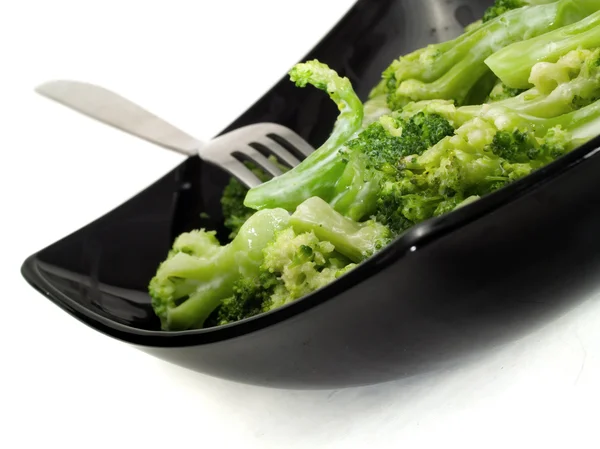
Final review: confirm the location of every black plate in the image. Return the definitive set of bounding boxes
[21,0,600,389]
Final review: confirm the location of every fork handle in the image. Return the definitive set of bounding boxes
[35,80,204,156]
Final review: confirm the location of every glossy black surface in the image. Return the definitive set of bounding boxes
[21,0,600,389]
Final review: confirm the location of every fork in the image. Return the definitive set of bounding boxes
[34,80,316,188]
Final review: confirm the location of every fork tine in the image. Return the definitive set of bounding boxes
[233,146,284,177]
[200,123,315,189]
[250,138,302,168]
[264,125,315,159]
[214,157,263,189]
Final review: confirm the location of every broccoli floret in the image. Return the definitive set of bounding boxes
[488,129,538,163]
[483,49,600,117]
[329,112,455,222]
[245,61,455,223]
[290,196,391,262]
[215,272,280,325]
[348,112,454,170]
[148,208,291,330]
[376,179,441,235]
[372,104,589,235]
[262,227,356,310]
[217,215,363,324]
[152,196,390,330]
[373,0,596,109]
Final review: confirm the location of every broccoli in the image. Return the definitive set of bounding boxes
[362,94,392,127]
[486,8,600,89]
[490,45,600,116]
[149,208,291,330]
[151,197,389,330]
[487,80,526,102]
[150,2,600,331]
[482,0,527,23]
[213,199,387,326]
[243,60,364,213]
[329,112,455,222]
[227,227,355,325]
[402,49,600,127]
[290,196,391,262]
[488,129,539,163]
[262,227,357,311]
[213,232,352,327]
[372,94,600,234]
[244,61,456,222]
[379,116,508,225]
[372,0,600,110]
[214,273,279,326]
[481,0,558,23]
[350,112,455,167]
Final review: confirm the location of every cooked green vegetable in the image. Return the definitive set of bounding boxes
[221,157,289,239]
[329,111,456,225]
[482,0,558,24]
[243,60,364,213]
[150,197,387,330]
[149,209,290,330]
[487,80,526,102]
[150,3,600,331]
[371,0,599,110]
[486,9,600,89]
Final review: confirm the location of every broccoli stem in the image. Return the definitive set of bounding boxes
[289,197,390,263]
[243,60,364,212]
[328,152,382,222]
[464,99,600,144]
[543,97,600,143]
[486,8,600,88]
[485,65,600,118]
[388,0,586,106]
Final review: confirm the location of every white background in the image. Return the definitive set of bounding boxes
[2,1,600,448]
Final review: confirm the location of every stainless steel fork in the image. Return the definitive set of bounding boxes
[35,80,315,188]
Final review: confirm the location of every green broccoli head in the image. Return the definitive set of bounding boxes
[372,109,574,235]
[488,129,539,163]
[329,111,455,222]
[262,227,357,310]
[215,272,280,326]
[375,179,439,235]
[214,224,359,325]
[346,112,455,170]
[188,197,388,328]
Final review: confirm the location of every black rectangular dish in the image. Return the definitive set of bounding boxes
[21,0,600,389]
